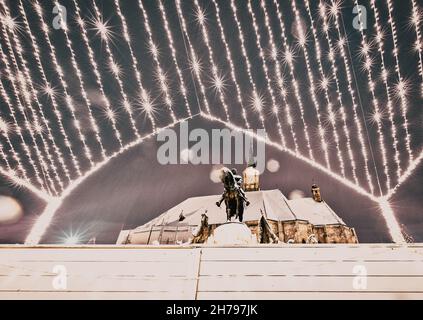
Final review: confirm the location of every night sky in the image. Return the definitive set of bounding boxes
[0,0,421,244]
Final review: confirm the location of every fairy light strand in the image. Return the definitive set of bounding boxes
[291,0,330,167]
[260,0,298,152]
[323,1,375,193]
[136,0,177,122]
[0,135,12,172]
[229,0,266,129]
[353,0,391,193]
[2,2,66,190]
[370,0,401,183]
[0,44,48,192]
[17,0,74,183]
[91,0,141,139]
[211,0,249,129]
[175,0,212,115]
[0,115,28,181]
[190,0,231,122]
[324,1,362,186]
[249,0,286,148]
[410,0,423,96]
[304,0,347,175]
[387,0,413,165]
[112,0,157,130]
[72,0,123,148]
[158,0,192,118]
[273,0,314,161]
[55,0,106,162]
[34,0,86,175]
[0,10,60,194]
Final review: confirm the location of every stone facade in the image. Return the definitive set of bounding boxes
[238,219,357,244]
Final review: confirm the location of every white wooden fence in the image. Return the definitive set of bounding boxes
[1,244,422,299]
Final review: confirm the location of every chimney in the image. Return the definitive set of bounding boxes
[311,184,322,202]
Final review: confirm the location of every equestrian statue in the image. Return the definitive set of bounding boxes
[216,168,250,222]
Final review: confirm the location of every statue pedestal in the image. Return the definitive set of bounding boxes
[207,222,257,245]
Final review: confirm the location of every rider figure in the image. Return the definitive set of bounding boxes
[216,168,250,222]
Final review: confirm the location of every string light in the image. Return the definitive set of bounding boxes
[34,0,87,175]
[90,1,141,141]
[230,0,265,129]
[0,82,31,183]
[0,28,52,193]
[113,0,158,130]
[370,0,401,183]
[248,0,286,148]
[292,0,330,167]
[54,1,106,162]
[325,0,362,186]
[410,0,423,97]
[306,0,348,175]
[262,0,299,154]
[387,149,423,200]
[273,0,314,161]
[4,1,70,189]
[353,0,391,193]
[158,0,192,118]
[322,1,375,194]
[0,9,60,193]
[175,0,211,115]
[19,1,77,181]
[72,0,123,148]
[211,0,249,129]
[136,0,177,123]
[387,0,413,165]
[191,0,230,122]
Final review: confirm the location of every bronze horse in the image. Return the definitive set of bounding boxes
[216,168,250,222]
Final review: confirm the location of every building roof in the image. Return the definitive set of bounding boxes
[138,189,345,231]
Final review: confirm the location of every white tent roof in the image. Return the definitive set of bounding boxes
[138,189,345,230]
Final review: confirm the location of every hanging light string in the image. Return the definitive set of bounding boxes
[410,0,423,97]
[0,9,59,193]
[191,0,230,122]
[91,0,141,140]
[352,0,391,193]
[322,1,362,186]
[324,1,376,193]
[72,0,123,149]
[111,0,157,130]
[211,0,249,129]
[0,43,48,192]
[386,0,413,165]
[291,0,330,168]
[273,0,314,161]
[34,0,88,175]
[175,0,211,115]
[1,2,65,190]
[304,0,348,174]
[260,0,298,152]
[370,0,401,183]
[18,0,74,182]
[54,0,106,162]
[158,0,192,118]
[249,1,287,147]
[0,131,12,172]
[0,114,27,181]
[230,0,265,129]
[135,0,177,123]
